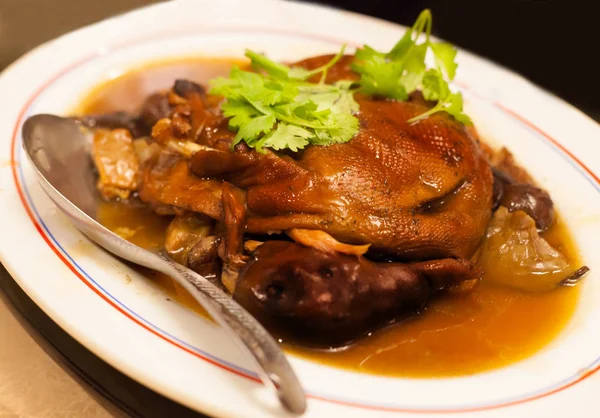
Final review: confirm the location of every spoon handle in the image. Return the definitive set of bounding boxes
[21,114,305,413]
[154,251,307,415]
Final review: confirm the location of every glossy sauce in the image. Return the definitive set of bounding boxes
[86,58,581,378]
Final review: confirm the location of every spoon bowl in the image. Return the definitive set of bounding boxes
[21,114,307,415]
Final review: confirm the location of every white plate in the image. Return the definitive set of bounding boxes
[1,0,599,417]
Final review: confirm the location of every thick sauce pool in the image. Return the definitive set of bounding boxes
[87,59,581,378]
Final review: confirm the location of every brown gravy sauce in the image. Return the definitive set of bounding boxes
[84,58,581,378]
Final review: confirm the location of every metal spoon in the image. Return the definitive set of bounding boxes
[21,114,307,415]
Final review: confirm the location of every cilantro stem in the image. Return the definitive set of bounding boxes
[385,9,431,73]
[411,9,431,44]
[297,45,347,83]
[245,50,290,79]
[320,46,346,83]
[424,10,432,42]
[407,102,443,124]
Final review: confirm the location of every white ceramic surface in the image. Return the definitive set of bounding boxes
[0,0,599,417]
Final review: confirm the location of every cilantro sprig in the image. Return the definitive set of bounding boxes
[351,9,471,124]
[209,47,359,153]
[209,9,471,153]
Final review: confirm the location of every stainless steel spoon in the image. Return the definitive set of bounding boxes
[21,114,307,415]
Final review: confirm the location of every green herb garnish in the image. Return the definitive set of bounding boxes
[351,9,471,124]
[209,46,359,153]
[210,9,471,153]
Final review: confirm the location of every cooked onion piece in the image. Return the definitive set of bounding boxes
[164,213,213,265]
[132,138,161,166]
[478,207,574,292]
[244,240,264,253]
[221,266,239,294]
[166,140,204,158]
[287,228,371,256]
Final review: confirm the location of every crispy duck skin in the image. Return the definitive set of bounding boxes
[188,55,495,260]
[135,55,495,261]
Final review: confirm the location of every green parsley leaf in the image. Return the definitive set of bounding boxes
[208,46,360,153]
[408,69,471,125]
[421,69,448,102]
[387,30,416,61]
[322,111,360,144]
[445,93,472,125]
[430,42,458,80]
[352,9,471,125]
[221,100,259,129]
[351,50,408,100]
[288,45,346,82]
[260,123,311,152]
[233,113,276,146]
[400,43,427,93]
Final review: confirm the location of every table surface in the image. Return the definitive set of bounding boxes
[0,279,116,418]
[0,263,205,418]
[0,1,598,417]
